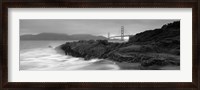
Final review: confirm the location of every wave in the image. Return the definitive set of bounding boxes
[20,48,120,70]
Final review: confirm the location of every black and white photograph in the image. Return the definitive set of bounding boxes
[20,19,180,70]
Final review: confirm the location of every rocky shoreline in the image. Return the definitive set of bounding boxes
[59,40,179,68]
[59,21,180,68]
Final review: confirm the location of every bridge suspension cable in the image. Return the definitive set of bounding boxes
[121,26,124,41]
[108,26,133,40]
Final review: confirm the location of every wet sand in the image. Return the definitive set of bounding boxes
[76,60,120,70]
[115,62,141,70]
[115,61,180,70]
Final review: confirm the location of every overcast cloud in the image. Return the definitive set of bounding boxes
[20,19,179,37]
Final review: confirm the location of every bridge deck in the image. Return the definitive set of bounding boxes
[109,35,133,38]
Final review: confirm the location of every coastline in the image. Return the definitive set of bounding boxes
[58,21,180,70]
[59,40,180,68]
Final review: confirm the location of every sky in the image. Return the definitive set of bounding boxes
[20,19,179,37]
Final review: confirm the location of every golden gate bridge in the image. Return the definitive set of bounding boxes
[107,26,133,41]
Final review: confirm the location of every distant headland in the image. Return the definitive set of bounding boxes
[20,33,107,40]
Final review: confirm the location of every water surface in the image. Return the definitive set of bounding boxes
[20,40,120,70]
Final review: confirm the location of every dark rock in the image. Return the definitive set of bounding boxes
[59,21,180,67]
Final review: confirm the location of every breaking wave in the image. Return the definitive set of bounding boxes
[20,48,120,70]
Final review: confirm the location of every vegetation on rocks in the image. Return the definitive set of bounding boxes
[60,21,180,68]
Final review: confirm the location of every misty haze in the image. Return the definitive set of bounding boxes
[20,19,180,70]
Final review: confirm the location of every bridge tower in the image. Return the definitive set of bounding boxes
[108,32,110,39]
[121,26,124,41]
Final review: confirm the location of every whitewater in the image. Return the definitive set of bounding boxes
[20,41,120,70]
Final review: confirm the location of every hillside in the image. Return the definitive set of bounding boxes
[59,21,180,70]
[129,21,180,48]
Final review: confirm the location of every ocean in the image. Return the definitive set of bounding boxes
[20,40,120,70]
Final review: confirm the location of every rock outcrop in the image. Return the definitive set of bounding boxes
[60,21,180,67]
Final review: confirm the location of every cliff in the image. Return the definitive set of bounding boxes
[60,21,180,68]
[129,21,180,48]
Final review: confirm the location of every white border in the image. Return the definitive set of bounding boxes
[8,8,192,82]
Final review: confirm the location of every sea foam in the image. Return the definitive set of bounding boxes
[20,48,120,70]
